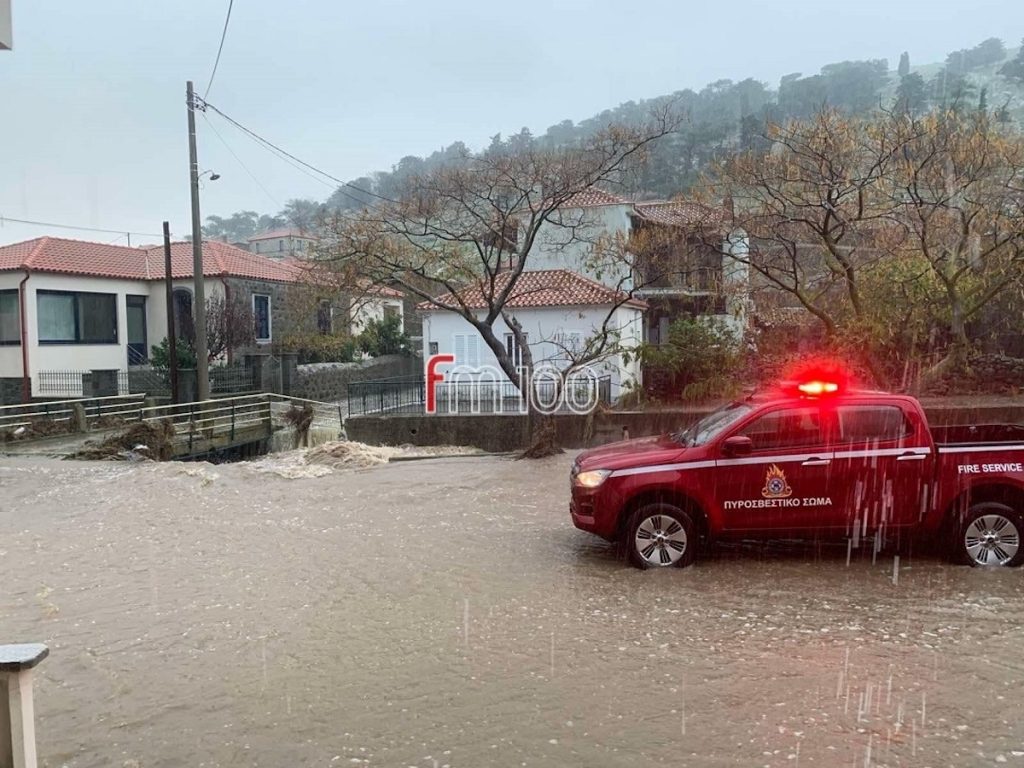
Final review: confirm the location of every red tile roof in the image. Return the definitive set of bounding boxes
[140,240,307,282]
[559,188,630,208]
[417,269,646,311]
[247,228,319,242]
[0,236,307,283]
[631,200,724,228]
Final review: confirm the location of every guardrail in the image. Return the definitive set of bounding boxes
[0,394,147,432]
[2,392,349,457]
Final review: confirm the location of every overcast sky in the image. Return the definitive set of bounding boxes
[0,0,1021,247]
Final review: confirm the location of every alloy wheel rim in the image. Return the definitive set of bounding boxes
[965,514,1020,566]
[635,514,687,566]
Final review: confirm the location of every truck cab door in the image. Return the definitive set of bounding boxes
[716,405,837,532]
[832,403,932,533]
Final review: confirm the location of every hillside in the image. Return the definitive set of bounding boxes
[203,38,1024,241]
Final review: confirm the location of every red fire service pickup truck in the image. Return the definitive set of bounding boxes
[570,378,1024,569]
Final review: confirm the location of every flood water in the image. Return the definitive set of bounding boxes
[2,454,1024,767]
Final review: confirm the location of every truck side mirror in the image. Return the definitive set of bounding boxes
[722,435,753,457]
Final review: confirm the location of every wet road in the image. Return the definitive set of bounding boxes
[2,454,1024,767]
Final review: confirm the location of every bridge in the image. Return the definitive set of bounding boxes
[0,393,343,460]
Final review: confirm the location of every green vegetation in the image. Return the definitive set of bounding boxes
[356,315,411,358]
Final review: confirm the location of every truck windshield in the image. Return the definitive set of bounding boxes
[673,402,753,446]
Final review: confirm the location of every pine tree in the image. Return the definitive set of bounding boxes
[898,51,910,77]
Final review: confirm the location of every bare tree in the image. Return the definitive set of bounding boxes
[883,109,1024,381]
[205,295,255,363]
[700,107,907,384]
[319,110,681,452]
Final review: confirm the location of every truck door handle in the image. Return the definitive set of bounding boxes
[801,457,831,466]
[896,452,928,461]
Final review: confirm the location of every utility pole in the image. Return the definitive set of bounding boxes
[186,80,210,401]
[163,222,179,404]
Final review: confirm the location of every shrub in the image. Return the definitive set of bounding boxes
[640,317,742,401]
[151,337,197,370]
[357,315,411,357]
[279,333,358,365]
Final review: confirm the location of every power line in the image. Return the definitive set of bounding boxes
[198,96,389,206]
[204,0,235,99]
[201,112,282,209]
[0,215,163,239]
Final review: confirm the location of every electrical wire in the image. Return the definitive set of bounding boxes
[199,96,389,206]
[201,112,281,209]
[0,215,163,238]
[204,0,235,99]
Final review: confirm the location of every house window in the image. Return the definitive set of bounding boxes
[505,332,528,367]
[0,290,19,345]
[37,290,117,344]
[253,294,272,342]
[278,241,284,252]
[429,342,439,356]
[453,333,480,367]
[553,331,582,357]
[383,304,400,322]
[317,300,332,335]
[172,288,194,341]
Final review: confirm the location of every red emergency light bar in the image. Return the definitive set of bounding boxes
[797,380,840,396]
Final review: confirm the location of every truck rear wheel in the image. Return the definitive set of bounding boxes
[959,502,1024,567]
[625,503,697,570]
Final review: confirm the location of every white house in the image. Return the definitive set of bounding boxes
[247,228,318,258]
[527,189,750,342]
[419,269,646,404]
[348,284,404,334]
[0,236,307,399]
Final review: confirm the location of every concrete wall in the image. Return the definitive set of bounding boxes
[347,401,1024,452]
[420,304,643,399]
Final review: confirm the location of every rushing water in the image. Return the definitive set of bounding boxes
[2,455,1024,767]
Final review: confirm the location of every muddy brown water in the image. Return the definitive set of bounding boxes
[2,454,1024,767]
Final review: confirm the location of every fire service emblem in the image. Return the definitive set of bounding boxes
[762,464,793,499]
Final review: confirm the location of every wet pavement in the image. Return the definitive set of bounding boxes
[2,454,1024,767]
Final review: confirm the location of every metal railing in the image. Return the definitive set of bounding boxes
[36,366,258,398]
[37,370,131,397]
[0,394,147,432]
[347,375,612,416]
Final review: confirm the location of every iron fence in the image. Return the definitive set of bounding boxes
[347,375,612,416]
[36,367,257,398]
[37,371,131,397]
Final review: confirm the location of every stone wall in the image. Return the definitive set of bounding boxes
[291,354,420,402]
[0,377,26,405]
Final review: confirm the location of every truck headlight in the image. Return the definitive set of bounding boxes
[575,469,612,488]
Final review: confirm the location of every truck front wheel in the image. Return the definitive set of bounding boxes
[625,503,698,570]
[959,502,1024,567]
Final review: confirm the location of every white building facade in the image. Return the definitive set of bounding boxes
[419,270,645,405]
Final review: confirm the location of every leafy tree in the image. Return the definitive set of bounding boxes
[1000,39,1024,82]
[356,314,410,357]
[640,317,741,401]
[947,38,1006,74]
[895,73,928,115]
[898,52,910,78]
[151,337,197,370]
[279,198,324,231]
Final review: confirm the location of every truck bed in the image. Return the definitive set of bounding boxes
[932,423,1024,446]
